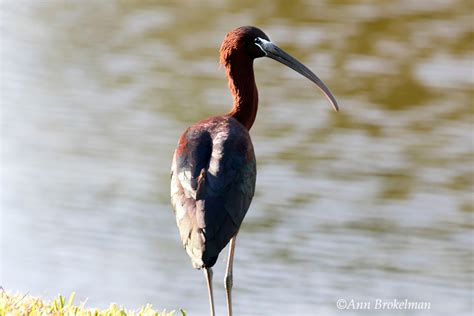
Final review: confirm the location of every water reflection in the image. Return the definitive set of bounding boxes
[2,1,472,315]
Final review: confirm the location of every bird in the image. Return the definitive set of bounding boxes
[170,26,338,316]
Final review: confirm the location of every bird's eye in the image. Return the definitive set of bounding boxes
[254,38,262,44]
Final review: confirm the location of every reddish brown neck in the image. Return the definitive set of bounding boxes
[225,54,258,130]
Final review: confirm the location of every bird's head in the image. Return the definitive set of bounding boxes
[220,26,339,112]
[219,26,270,64]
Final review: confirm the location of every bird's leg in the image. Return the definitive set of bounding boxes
[204,267,215,316]
[224,234,237,316]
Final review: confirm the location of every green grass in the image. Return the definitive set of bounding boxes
[0,289,186,316]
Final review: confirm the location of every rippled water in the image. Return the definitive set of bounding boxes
[2,1,472,315]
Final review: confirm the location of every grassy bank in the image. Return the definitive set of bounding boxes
[0,290,186,316]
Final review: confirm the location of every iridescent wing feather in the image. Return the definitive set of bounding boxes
[171,117,256,268]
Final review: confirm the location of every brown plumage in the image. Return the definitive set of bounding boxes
[220,26,269,129]
[170,26,338,316]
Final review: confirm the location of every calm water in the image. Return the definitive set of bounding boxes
[1,1,472,315]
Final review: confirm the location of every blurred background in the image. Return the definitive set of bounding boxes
[1,0,472,315]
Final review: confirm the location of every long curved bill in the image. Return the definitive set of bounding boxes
[255,37,339,112]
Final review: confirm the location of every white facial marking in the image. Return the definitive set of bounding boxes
[255,37,272,55]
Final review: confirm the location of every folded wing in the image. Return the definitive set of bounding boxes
[171,117,256,268]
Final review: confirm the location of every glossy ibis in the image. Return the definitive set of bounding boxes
[170,26,338,316]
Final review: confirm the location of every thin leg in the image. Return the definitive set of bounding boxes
[224,234,237,316]
[204,267,215,316]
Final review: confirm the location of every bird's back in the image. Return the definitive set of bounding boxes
[171,115,256,268]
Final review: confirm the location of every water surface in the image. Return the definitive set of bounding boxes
[1,1,472,315]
